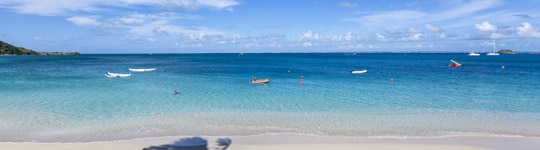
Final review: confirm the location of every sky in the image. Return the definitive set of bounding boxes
[1,0,540,53]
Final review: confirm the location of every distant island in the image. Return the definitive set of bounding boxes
[498,49,514,54]
[0,41,79,55]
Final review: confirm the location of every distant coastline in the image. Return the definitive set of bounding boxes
[2,39,539,55]
[0,41,79,56]
[80,51,540,55]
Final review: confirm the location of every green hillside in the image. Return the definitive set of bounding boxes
[0,41,79,55]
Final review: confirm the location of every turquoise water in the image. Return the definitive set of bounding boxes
[0,53,539,142]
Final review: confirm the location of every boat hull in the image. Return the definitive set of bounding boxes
[107,72,131,77]
[252,78,270,83]
[129,68,156,72]
[351,70,367,74]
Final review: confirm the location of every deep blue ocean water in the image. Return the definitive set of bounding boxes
[0,53,539,142]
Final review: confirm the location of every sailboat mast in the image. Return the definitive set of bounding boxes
[492,40,496,53]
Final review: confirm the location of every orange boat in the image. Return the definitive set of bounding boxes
[252,78,270,83]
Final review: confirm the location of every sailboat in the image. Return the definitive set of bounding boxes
[468,52,480,56]
[468,43,480,56]
[486,40,499,56]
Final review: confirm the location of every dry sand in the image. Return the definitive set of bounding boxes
[0,134,539,150]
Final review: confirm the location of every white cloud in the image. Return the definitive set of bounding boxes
[162,28,520,51]
[0,0,240,16]
[344,0,501,28]
[472,21,540,39]
[473,21,513,39]
[427,0,501,23]
[189,33,206,40]
[120,12,200,25]
[425,24,442,32]
[344,10,427,26]
[407,27,422,33]
[70,12,216,37]
[147,37,159,43]
[338,2,358,8]
[194,0,240,11]
[121,12,216,36]
[32,36,44,41]
[344,32,352,40]
[375,33,385,39]
[300,30,319,40]
[66,16,100,26]
[124,35,159,43]
[130,20,221,36]
[338,43,363,49]
[443,10,521,29]
[516,22,540,38]
[475,21,497,32]
[0,0,99,16]
[407,33,423,40]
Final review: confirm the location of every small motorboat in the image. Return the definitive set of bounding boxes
[252,78,270,83]
[129,68,156,72]
[106,72,131,77]
[351,69,367,74]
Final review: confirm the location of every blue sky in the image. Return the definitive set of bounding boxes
[1,0,540,53]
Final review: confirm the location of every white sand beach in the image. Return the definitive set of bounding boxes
[0,134,538,150]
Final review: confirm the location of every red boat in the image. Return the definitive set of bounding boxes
[252,78,270,83]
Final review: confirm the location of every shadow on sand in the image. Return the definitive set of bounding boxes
[143,137,231,150]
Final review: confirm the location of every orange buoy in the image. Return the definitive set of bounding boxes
[390,78,394,82]
[301,76,304,79]
[300,82,304,86]
[502,66,505,69]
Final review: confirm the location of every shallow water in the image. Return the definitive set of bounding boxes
[0,53,539,142]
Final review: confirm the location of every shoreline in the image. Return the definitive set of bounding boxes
[0,134,538,150]
[1,131,536,143]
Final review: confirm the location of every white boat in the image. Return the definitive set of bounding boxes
[105,74,131,77]
[486,40,499,56]
[468,43,480,56]
[468,52,480,56]
[106,72,131,77]
[486,52,499,56]
[351,69,367,74]
[104,74,117,77]
[129,68,156,72]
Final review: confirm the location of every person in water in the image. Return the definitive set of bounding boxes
[174,90,178,94]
